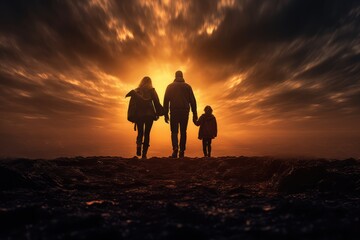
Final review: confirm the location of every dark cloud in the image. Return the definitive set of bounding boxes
[0,0,160,78]
[187,0,359,90]
[0,72,109,121]
[183,0,360,127]
[192,0,359,59]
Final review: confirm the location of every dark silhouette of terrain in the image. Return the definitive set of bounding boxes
[0,157,359,239]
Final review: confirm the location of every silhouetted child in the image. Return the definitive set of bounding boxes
[195,106,217,157]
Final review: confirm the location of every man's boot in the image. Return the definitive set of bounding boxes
[203,150,207,158]
[171,148,178,158]
[136,143,142,157]
[179,151,185,158]
[142,145,148,159]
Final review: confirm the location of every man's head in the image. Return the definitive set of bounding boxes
[175,70,183,78]
[174,70,185,82]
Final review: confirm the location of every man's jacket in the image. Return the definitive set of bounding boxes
[163,77,197,116]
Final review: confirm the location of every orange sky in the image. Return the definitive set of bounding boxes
[0,0,359,158]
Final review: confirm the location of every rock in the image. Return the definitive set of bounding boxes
[277,165,328,193]
[0,166,30,190]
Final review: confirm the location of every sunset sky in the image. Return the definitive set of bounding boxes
[0,0,359,158]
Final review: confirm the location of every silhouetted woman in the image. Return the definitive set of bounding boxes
[126,77,163,159]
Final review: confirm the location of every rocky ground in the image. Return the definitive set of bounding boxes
[0,156,360,239]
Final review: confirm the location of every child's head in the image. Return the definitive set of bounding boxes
[204,105,213,114]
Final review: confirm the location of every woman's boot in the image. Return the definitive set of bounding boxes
[142,145,149,159]
[136,143,142,156]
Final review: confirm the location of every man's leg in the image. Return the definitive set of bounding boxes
[170,114,179,157]
[179,113,189,157]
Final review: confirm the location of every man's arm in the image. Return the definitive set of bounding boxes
[189,86,197,122]
[214,117,217,137]
[163,86,170,123]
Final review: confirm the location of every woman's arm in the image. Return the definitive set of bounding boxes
[126,89,150,102]
[152,89,164,116]
[125,90,135,98]
[151,89,161,105]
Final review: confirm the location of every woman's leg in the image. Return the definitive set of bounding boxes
[136,120,145,156]
[143,119,153,147]
[142,119,153,158]
[202,139,207,157]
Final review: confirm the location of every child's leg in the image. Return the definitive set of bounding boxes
[202,139,207,157]
[207,139,212,157]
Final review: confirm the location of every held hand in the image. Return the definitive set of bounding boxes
[164,114,169,124]
[192,114,198,125]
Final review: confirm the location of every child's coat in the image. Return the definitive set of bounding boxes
[196,113,217,140]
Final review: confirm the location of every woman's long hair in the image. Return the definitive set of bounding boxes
[138,76,153,89]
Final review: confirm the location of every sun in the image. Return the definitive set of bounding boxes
[145,63,188,101]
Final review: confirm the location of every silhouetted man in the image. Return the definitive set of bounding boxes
[164,70,197,158]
